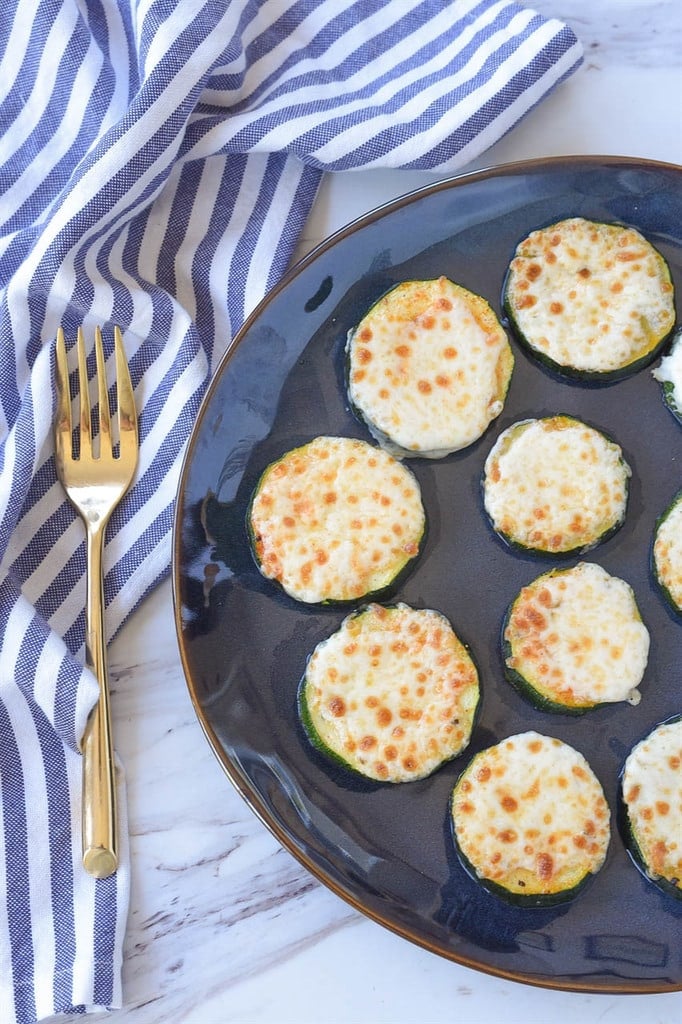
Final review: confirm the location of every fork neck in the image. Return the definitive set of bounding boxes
[84,518,110,675]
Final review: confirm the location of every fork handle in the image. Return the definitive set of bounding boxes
[81,519,118,879]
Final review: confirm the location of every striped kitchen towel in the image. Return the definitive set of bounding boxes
[0,1,582,1020]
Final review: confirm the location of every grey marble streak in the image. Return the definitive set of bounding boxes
[40,587,346,1024]
[532,0,682,66]
[106,624,357,1020]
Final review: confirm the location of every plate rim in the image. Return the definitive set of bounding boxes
[171,154,682,995]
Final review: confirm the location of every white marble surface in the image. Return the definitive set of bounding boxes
[83,5,682,1023]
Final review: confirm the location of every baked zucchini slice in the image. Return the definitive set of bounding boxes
[451,732,610,905]
[652,327,682,425]
[620,717,682,899]
[652,490,682,615]
[299,602,480,782]
[502,562,649,714]
[482,415,630,555]
[346,277,513,458]
[503,217,675,381]
[247,436,425,604]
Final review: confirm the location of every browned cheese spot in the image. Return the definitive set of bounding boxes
[377,707,392,728]
[329,697,346,717]
[499,829,517,844]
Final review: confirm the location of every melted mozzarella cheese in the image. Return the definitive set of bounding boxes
[505,562,649,707]
[452,732,610,896]
[506,217,675,374]
[249,436,425,603]
[622,719,682,890]
[653,493,682,612]
[302,603,479,782]
[483,416,630,553]
[653,329,682,418]
[347,277,513,458]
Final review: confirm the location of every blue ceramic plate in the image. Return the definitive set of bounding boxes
[173,157,682,993]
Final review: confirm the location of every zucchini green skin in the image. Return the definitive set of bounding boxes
[298,673,480,782]
[486,527,627,560]
[482,414,630,557]
[247,498,427,607]
[500,606,594,716]
[344,284,407,457]
[345,382,410,461]
[653,328,682,425]
[347,375,515,461]
[486,501,628,560]
[346,278,514,459]
[489,520,626,561]
[503,295,674,384]
[298,606,371,775]
[619,715,682,901]
[620,809,682,902]
[651,489,682,618]
[660,379,682,425]
[246,438,426,605]
[500,564,647,714]
[502,218,676,384]
[298,604,481,781]
[298,671,361,775]
[449,775,594,907]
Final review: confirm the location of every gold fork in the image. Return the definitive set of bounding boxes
[54,325,138,879]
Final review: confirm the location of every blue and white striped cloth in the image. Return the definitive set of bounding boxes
[0,2,582,1020]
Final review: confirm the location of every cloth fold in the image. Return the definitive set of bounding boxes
[0,1,582,1020]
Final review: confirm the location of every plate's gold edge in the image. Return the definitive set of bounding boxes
[180,702,682,995]
[222,153,682,368]
[171,154,682,996]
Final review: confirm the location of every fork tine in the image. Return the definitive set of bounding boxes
[94,326,111,456]
[113,326,138,455]
[55,327,72,462]
[76,326,92,455]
